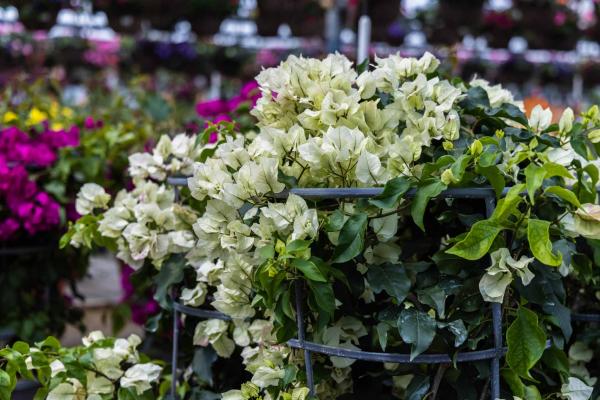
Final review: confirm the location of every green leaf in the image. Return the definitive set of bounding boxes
[367,263,411,302]
[325,209,345,232]
[506,307,547,380]
[307,281,335,315]
[417,286,447,318]
[447,219,503,260]
[527,219,562,266]
[376,322,389,351]
[445,319,467,347]
[460,86,490,110]
[524,164,546,204]
[332,213,368,263]
[502,368,525,397]
[153,255,186,309]
[369,177,412,209]
[543,162,574,180]
[192,347,218,386]
[544,186,580,208]
[478,166,505,198]
[491,184,525,221]
[397,309,437,360]
[541,346,569,378]
[411,180,447,231]
[406,375,431,400]
[286,240,311,253]
[292,259,327,282]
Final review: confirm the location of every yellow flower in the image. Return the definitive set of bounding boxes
[49,101,60,118]
[26,108,48,126]
[51,122,64,130]
[62,107,74,119]
[2,111,18,123]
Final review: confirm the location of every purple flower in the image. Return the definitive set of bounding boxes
[196,99,228,117]
[39,126,80,149]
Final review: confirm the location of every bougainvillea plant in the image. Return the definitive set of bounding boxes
[62,53,600,399]
[0,331,163,399]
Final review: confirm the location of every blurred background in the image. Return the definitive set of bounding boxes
[1,0,599,391]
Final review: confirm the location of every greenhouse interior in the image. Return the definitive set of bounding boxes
[1,0,600,399]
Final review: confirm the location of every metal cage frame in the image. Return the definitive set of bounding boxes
[167,177,600,399]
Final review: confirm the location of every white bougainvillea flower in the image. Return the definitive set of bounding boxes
[180,283,207,307]
[120,363,162,395]
[479,248,534,303]
[49,360,66,377]
[470,78,523,109]
[92,347,124,380]
[47,378,85,400]
[75,183,111,215]
[251,365,286,388]
[574,204,600,240]
[86,371,114,397]
[82,331,105,347]
[529,105,553,133]
[194,319,236,358]
[560,377,593,400]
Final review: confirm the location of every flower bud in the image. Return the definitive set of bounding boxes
[559,107,574,133]
[470,139,483,155]
[441,169,456,185]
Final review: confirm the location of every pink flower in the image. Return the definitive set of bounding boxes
[0,218,19,240]
[240,80,260,105]
[554,11,567,26]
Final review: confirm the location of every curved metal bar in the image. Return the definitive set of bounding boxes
[167,177,188,186]
[173,301,232,321]
[0,245,54,256]
[571,312,600,322]
[287,339,505,363]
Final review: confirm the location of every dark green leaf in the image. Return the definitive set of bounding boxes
[292,259,327,282]
[369,177,412,209]
[398,309,437,360]
[332,213,368,263]
[411,180,447,231]
[506,307,547,380]
[192,347,218,386]
[417,286,447,318]
[367,263,411,302]
[406,375,431,400]
[153,256,187,309]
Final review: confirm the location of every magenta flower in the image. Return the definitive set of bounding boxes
[0,218,19,240]
[196,99,228,118]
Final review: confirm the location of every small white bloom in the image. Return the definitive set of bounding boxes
[529,105,553,133]
[75,183,111,215]
[120,363,162,395]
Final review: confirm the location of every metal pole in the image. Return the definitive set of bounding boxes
[485,195,501,400]
[295,282,315,395]
[325,0,341,53]
[171,305,179,398]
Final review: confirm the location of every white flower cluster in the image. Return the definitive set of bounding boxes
[46,331,162,399]
[251,52,463,178]
[129,133,205,182]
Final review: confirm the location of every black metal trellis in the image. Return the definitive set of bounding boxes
[167,178,600,400]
